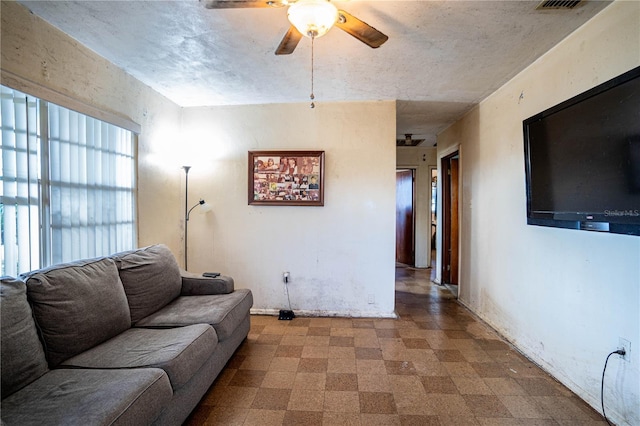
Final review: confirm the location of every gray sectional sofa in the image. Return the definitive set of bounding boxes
[1,244,253,425]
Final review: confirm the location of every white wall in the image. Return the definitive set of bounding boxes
[437,2,640,424]
[397,147,437,268]
[153,102,398,317]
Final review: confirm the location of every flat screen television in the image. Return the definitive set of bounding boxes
[523,66,640,236]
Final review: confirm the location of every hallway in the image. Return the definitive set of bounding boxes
[185,266,605,425]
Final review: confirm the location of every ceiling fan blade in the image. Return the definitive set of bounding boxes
[335,10,388,49]
[275,26,303,55]
[201,0,287,9]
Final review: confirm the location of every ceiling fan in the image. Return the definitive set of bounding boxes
[201,0,389,55]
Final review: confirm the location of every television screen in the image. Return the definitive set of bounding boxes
[523,66,640,236]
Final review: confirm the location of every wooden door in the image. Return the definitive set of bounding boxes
[396,169,414,265]
[442,154,459,284]
[449,158,459,284]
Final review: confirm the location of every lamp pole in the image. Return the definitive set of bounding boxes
[182,166,191,270]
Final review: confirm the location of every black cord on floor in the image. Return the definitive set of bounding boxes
[601,349,625,426]
[285,284,292,311]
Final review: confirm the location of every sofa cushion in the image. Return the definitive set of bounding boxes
[181,272,235,295]
[135,289,253,341]
[60,324,217,389]
[1,277,49,398]
[0,368,172,426]
[111,244,182,324]
[23,257,131,368]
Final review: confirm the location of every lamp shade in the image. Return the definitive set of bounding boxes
[287,0,338,38]
[200,201,213,213]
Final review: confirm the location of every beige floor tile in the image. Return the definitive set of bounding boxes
[243,409,285,426]
[293,372,326,390]
[423,393,474,417]
[280,335,307,346]
[388,375,424,394]
[309,318,333,327]
[356,359,387,375]
[322,411,361,425]
[306,336,331,346]
[328,346,356,359]
[452,377,495,395]
[357,373,392,392]
[261,371,296,389]
[352,328,377,339]
[354,336,381,348]
[302,345,330,358]
[442,361,481,378]
[268,356,300,372]
[483,378,528,396]
[359,413,401,425]
[498,395,553,419]
[404,348,438,363]
[398,414,440,425]
[298,358,328,373]
[324,390,360,413]
[327,357,357,373]
[287,389,325,411]
[330,327,354,337]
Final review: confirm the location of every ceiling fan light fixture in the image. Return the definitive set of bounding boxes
[287,0,338,38]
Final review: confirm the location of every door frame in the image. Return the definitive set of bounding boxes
[435,145,461,286]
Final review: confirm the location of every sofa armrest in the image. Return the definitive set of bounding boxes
[180,271,234,295]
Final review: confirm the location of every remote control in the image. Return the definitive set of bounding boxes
[203,272,220,278]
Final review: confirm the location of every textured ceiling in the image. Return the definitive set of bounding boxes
[18,0,611,145]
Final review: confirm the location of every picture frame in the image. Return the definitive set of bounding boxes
[249,150,325,206]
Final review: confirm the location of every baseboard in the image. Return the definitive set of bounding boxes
[250,308,397,319]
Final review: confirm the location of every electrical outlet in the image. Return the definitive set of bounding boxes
[367,294,375,304]
[618,337,631,362]
[283,271,290,284]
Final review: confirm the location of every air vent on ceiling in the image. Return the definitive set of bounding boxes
[536,0,583,10]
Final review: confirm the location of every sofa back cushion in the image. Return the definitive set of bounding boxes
[24,257,131,367]
[1,277,49,398]
[110,244,182,324]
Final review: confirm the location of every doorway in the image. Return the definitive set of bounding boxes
[396,169,414,266]
[430,168,438,270]
[441,152,459,285]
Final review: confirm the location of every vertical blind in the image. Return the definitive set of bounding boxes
[0,87,41,275]
[1,86,136,276]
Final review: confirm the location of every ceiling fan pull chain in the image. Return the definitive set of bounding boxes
[310,36,315,109]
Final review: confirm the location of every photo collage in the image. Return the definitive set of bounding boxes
[252,155,321,202]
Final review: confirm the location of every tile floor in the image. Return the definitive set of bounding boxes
[185,266,605,425]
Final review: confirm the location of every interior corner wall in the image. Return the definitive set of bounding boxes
[167,102,397,317]
[437,2,640,424]
[396,147,437,268]
[0,1,184,254]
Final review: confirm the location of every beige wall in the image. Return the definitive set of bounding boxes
[437,2,640,424]
[170,102,397,316]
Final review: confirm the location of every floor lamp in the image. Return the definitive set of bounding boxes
[182,166,212,270]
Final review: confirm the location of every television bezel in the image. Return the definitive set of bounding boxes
[523,66,640,237]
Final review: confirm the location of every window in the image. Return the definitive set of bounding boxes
[1,86,137,276]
